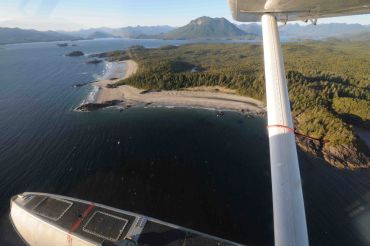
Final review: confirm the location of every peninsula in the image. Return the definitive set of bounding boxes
[77,59,265,115]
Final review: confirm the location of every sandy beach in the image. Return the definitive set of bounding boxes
[91,60,265,113]
[95,60,138,103]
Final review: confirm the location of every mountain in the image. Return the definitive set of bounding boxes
[0,27,80,45]
[163,16,247,40]
[115,26,175,38]
[340,31,370,41]
[60,28,114,39]
[87,31,118,39]
[237,23,370,40]
[3,20,369,44]
[279,23,370,39]
[64,26,175,39]
[237,23,262,36]
[0,18,84,32]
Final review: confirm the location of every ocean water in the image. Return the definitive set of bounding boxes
[0,38,369,246]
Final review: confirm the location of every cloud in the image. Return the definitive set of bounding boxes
[36,0,59,18]
[18,0,30,14]
[18,0,59,18]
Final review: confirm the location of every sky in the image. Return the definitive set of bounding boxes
[0,0,370,31]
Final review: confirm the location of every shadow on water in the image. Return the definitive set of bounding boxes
[300,152,370,246]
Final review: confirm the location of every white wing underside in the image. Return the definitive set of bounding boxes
[228,0,370,22]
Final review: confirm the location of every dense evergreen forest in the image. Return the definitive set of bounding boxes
[103,41,369,168]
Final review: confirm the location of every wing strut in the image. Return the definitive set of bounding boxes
[261,14,309,246]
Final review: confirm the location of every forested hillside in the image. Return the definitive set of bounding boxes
[103,41,370,168]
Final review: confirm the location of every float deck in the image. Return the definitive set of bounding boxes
[10,192,243,246]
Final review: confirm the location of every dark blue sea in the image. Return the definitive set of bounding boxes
[0,38,369,246]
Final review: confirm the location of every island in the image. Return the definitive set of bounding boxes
[66,51,84,57]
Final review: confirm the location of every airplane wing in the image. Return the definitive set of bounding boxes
[228,0,370,22]
[227,1,370,246]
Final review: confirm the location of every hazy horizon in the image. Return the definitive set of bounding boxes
[1,17,370,33]
[1,0,370,31]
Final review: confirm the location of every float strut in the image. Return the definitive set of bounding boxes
[261,14,309,246]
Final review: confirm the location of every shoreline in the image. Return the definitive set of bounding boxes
[94,60,138,103]
[74,60,369,169]
[76,60,266,115]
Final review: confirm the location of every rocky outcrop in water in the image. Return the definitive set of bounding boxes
[322,144,369,169]
[57,43,68,47]
[86,59,103,64]
[296,137,369,169]
[73,82,90,88]
[76,100,123,112]
[73,80,98,88]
